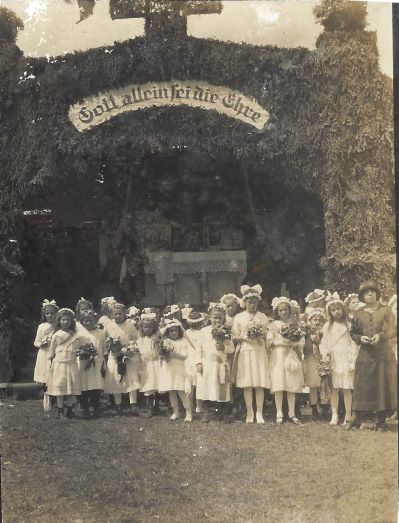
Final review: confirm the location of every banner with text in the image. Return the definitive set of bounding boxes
[69,81,269,132]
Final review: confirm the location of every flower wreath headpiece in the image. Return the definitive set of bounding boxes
[271,296,291,310]
[101,296,116,306]
[289,299,300,310]
[343,293,358,307]
[58,308,75,317]
[160,318,183,335]
[220,293,240,304]
[208,302,227,313]
[181,306,193,320]
[110,302,126,311]
[307,308,326,321]
[140,308,157,321]
[187,311,204,325]
[127,306,140,317]
[42,299,58,310]
[163,304,180,318]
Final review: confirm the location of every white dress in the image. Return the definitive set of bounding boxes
[47,330,82,396]
[158,338,188,393]
[319,321,359,389]
[232,311,270,389]
[78,328,106,391]
[267,320,305,393]
[136,335,161,395]
[104,320,140,394]
[185,329,203,388]
[195,325,235,402]
[33,322,56,384]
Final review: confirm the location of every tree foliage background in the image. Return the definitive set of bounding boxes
[0,1,395,379]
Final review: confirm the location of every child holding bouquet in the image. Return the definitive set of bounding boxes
[34,299,59,414]
[77,310,106,418]
[158,319,191,421]
[104,302,140,415]
[303,308,325,420]
[232,285,270,424]
[220,294,242,327]
[136,309,161,418]
[267,297,305,425]
[186,311,205,414]
[47,308,82,419]
[196,303,235,423]
[75,297,94,335]
[319,293,359,426]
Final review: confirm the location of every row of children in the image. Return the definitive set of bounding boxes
[33,281,397,430]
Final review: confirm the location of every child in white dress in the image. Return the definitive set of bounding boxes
[78,310,106,418]
[34,299,59,413]
[320,294,359,426]
[158,319,191,422]
[196,303,235,423]
[232,285,270,424]
[185,311,205,414]
[104,303,140,416]
[267,297,305,425]
[344,294,360,321]
[136,310,161,418]
[47,308,82,418]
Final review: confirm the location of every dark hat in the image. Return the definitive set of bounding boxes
[358,281,381,300]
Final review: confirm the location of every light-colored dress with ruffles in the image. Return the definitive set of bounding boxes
[158,338,188,393]
[47,330,82,396]
[33,322,56,384]
[267,320,305,393]
[104,320,140,394]
[78,327,106,391]
[136,334,161,396]
[232,311,270,389]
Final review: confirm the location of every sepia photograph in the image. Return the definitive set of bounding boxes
[0,0,397,521]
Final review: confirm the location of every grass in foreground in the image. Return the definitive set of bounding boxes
[1,400,397,523]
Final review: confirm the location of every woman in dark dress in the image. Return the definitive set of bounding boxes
[349,281,397,431]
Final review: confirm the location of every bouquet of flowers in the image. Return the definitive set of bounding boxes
[77,342,98,370]
[316,354,332,403]
[154,336,174,363]
[121,341,140,359]
[246,324,266,340]
[279,323,306,343]
[211,325,232,344]
[105,336,122,354]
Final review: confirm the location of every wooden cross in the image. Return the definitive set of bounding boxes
[109,0,223,39]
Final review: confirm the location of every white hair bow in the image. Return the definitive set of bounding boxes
[140,312,157,320]
[42,298,57,308]
[241,284,262,296]
[127,306,140,316]
[101,296,116,305]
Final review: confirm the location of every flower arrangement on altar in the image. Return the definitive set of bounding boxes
[77,342,98,370]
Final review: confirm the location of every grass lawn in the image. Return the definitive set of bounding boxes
[1,399,397,523]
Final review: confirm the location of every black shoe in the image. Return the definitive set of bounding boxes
[66,407,75,419]
[346,420,361,430]
[130,404,139,417]
[201,411,212,424]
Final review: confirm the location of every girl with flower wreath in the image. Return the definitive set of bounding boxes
[33,299,59,414]
[221,293,242,328]
[104,302,140,416]
[319,293,359,426]
[304,289,329,320]
[74,297,95,336]
[195,303,235,423]
[267,297,305,425]
[185,311,206,414]
[47,308,82,419]
[78,310,107,419]
[344,294,361,322]
[136,309,162,418]
[127,305,141,329]
[231,285,270,424]
[158,319,191,422]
